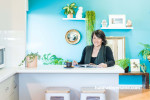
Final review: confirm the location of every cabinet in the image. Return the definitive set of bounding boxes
[0,75,18,100]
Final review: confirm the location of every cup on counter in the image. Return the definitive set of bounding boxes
[64,62,72,67]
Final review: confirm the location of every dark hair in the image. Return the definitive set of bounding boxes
[91,30,107,45]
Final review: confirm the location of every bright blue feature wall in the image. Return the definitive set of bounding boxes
[27,0,150,85]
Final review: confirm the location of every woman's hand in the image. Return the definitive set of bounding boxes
[98,63,107,68]
[72,60,78,66]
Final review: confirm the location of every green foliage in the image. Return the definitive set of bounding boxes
[62,3,77,15]
[42,53,68,65]
[138,42,150,59]
[116,58,130,69]
[19,52,41,66]
[86,11,96,45]
[140,63,147,73]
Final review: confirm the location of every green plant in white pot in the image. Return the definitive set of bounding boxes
[19,52,41,68]
[62,2,77,18]
[116,58,130,73]
[138,42,150,61]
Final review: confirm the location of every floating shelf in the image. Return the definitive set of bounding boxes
[101,27,133,29]
[62,18,86,20]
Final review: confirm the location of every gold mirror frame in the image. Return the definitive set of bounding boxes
[65,29,81,44]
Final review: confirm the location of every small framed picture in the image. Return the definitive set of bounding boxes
[130,59,140,72]
[108,15,126,28]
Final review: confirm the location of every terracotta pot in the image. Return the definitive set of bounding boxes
[124,66,129,73]
[147,55,150,62]
[67,13,73,18]
[26,56,37,68]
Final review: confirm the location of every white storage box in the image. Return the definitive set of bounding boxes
[45,87,70,100]
[80,87,106,100]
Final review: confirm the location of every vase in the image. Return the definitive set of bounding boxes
[76,7,83,19]
[67,13,73,18]
[125,66,129,73]
[26,56,37,68]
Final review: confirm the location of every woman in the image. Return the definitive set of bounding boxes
[73,30,115,67]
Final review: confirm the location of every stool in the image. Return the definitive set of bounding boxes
[80,87,106,100]
[45,87,70,100]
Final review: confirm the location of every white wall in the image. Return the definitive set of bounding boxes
[0,0,26,67]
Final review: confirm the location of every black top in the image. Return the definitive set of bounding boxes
[78,46,115,67]
[91,57,96,63]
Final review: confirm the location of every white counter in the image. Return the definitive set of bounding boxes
[18,65,124,73]
[0,65,124,100]
[0,65,124,83]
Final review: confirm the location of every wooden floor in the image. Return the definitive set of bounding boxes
[119,89,150,100]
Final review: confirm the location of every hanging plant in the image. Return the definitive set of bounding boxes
[86,11,96,45]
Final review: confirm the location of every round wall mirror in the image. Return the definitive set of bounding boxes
[65,29,81,44]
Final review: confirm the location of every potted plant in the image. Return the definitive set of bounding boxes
[62,3,77,18]
[42,53,67,65]
[86,11,96,45]
[19,52,41,68]
[116,58,130,73]
[138,42,150,61]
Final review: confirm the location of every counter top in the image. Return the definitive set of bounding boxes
[17,65,124,73]
[0,65,124,83]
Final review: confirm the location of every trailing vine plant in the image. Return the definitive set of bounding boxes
[86,11,96,45]
[19,52,41,66]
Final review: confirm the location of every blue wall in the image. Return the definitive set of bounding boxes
[27,0,150,85]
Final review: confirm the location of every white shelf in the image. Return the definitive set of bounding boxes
[101,27,133,29]
[62,18,86,20]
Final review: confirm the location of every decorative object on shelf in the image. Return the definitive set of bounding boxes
[62,3,77,18]
[130,59,140,72]
[116,58,130,73]
[86,11,96,45]
[65,29,80,44]
[126,20,132,27]
[42,53,68,65]
[101,20,107,28]
[138,42,150,61]
[108,15,126,28]
[140,63,147,73]
[19,52,41,68]
[76,7,83,19]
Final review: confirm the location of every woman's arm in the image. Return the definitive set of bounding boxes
[105,46,115,67]
[78,47,86,64]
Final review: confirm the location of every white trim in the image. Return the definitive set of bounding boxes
[25,0,29,11]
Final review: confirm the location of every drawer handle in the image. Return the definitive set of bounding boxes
[5,87,9,91]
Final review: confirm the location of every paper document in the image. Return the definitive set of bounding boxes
[77,64,99,68]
